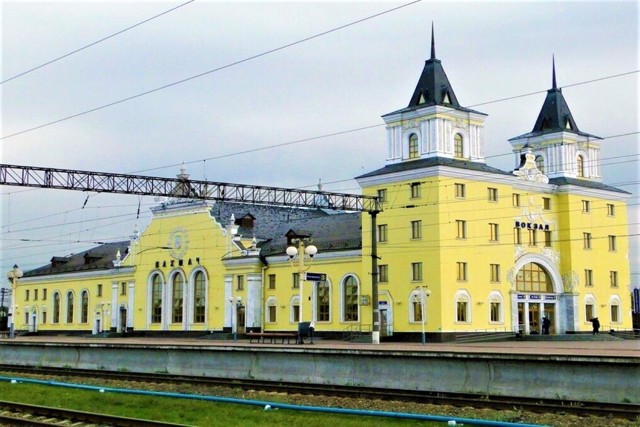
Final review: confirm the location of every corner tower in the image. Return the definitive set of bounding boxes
[382,25,487,164]
[509,58,602,181]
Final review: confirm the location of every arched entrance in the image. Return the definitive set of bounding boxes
[511,256,564,335]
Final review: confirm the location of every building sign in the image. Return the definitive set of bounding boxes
[544,295,557,300]
[515,221,550,231]
[517,295,526,300]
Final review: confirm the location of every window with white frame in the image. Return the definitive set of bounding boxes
[342,275,359,322]
[290,296,300,323]
[455,292,471,323]
[584,296,596,322]
[610,297,621,323]
[409,291,425,323]
[489,292,503,323]
[266,297,277,323]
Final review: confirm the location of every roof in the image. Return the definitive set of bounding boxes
[24,241,129,277]
[210,202,361,257]
[549,177,630,194]
[383,25,483,117]
[510,59,600,141]
[355,156,512,180]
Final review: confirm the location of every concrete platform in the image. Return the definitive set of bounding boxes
[0,336,638,405]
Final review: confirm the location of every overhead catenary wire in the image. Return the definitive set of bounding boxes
[0,0,196,85]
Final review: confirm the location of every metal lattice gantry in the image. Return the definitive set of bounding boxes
[0,163,381,213]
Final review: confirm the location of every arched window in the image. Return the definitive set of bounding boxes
[584,295,596,323]
[151,274,162,323]
[80,290,89,323]
[172,274,184,323]
[193,271,206,324]
[408,134,419,159]
[455,292,471,323]
[316,281,330,322]
[516,263,553,293]
[489,292,503,323]
[454,134,463,158]
[535,155,545,174]
[342,276,359,322]
[66,291,74,323]
[266,297,277,323]
[609,296,621,324]
[409,291,424,323]
[52,293,60,324]
[576,155,584,177]
[41,307,47,324]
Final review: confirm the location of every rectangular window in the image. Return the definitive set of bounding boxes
[377,188,387,203]
[490,302,500,322]
[490,264,500,282]
[410,182,421,199]
[608,235,617,251]
[268,305,277,323]
[610,271,618,288]
[97,284,102,297]
[487,187,498,202]
[512,193,520,207]
[43,289,47,300]
[489,223,499,242]
[411,220,422,239]
[514,227,522,245]
[456,220,467,239]
[411,262,423,281]
[529,229,537,246]
[543,197,551,211]
[292,304,300,323]
[583,232,592,249]
[457,262,468,281]
[378,264,389,283]
[412,299,423,322]
[236,275,244,291]
[607,203,615,216]
[455,183,466,199]
[292,272,300,289]
[121,282,127,295]
[582,200,591,213]
[34,289,38,300]
[544,230,552,247]
[268,274,276,290]
[585,269,593,287]
[377,224,388,242]
[25,290,29,301]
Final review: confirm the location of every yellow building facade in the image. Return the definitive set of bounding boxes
[12,37,632,341]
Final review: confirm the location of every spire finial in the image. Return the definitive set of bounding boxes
[430,22,436,59]
[552,54,557,89]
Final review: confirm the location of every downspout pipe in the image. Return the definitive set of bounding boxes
[0,376,547,427]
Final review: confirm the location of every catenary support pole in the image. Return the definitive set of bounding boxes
[370,211,380,344]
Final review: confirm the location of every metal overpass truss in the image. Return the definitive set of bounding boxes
[0,164,381,213]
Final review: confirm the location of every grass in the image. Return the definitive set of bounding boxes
[0,381,445,426]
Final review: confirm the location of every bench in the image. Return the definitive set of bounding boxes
[247,332,298,344]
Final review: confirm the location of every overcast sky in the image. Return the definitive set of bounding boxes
[1,1,638,283]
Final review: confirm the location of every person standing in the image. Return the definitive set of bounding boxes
[590,317,600,335]
[309,321,315,344]
[542,316,551,335]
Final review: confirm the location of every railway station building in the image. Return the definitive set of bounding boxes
[12,36,632,341]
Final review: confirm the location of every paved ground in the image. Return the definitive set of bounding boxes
[3,335,639,358]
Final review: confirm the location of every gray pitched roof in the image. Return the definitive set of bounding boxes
[25,241,129,277]
[355,156,512,180]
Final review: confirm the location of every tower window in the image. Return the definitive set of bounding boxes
[535,155,545,174]
[577,155,585,177]
[454,134,463,158]
[408,134,419,159]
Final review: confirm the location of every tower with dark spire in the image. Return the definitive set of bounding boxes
[381,25,487,165]
[510,58,602,180]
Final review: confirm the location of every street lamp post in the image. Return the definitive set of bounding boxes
[6,264,23,339]
[286,238,317,343]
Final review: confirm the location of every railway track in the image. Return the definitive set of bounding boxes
[0,399,189,426]
[0,364,637,421]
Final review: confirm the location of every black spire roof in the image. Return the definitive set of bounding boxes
[407,24,461,108]
[510,58,599,140]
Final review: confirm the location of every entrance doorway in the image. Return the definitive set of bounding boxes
[380,308,388,337]
[528,303,540,334]
[543,304,556,335]
[237,306,246,334]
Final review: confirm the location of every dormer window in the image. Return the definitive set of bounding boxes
[419,90,428,104]
[408,134,419,159]
[565,118,573,130]
[443,91,451,104]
